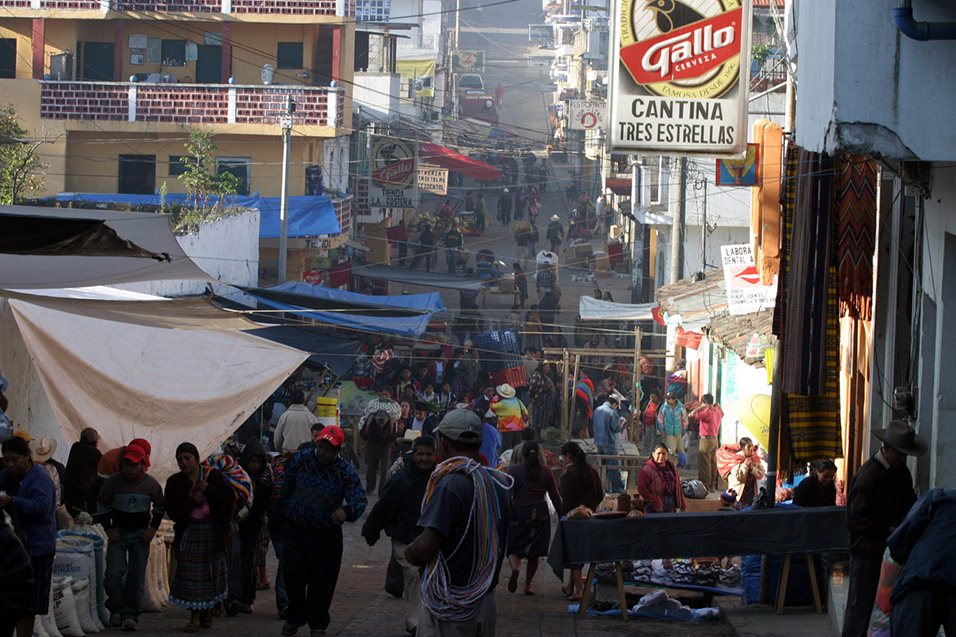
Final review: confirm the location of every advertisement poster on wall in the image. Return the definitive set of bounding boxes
[720,243,776,315]
[567,100,606,130]
[609,0,752,155]
[368,136,418,217]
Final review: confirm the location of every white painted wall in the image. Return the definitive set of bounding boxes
[794,0,956,161]
[113,209,259,304]
[323,135,351,195]
[353,72,402,122]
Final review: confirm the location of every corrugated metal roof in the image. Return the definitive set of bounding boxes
[656,269,776,366]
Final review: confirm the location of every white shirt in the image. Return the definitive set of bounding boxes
[273,404,319,453]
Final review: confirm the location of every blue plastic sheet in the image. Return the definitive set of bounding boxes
[250,282,443,337]
[55,193,341,238]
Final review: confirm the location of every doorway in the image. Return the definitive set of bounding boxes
[196,45,222,84]
[79,42,114,81]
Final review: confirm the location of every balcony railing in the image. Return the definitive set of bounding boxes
[39,81,345,128]
[0,0,354,17]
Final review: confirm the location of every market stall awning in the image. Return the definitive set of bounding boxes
[55,193,341,238]
[0,215,160,258]
[656,269,776,365]
[578,296,656,322]
[656,269,728,332]
[246,284,431,318]
[247,281,444,337]
[0,287,259,330]
[246,325,362,376]
[418,143,502,181]
[352,263,484,291]
[605,177,633,196]
[0,205,217,289]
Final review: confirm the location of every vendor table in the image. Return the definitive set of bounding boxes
[547,506,848,619]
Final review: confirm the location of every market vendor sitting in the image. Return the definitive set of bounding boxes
[637,443,686,513]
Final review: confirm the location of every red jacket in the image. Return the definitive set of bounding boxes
[637,458,686,513]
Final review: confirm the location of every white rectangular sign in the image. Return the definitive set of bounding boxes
[609,0,751,155]
[720,244,776,315]
[567,100,606,130]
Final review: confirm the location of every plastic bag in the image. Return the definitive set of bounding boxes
[676,451,688,469]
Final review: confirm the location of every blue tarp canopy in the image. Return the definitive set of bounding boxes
[55,193,341,238]
[248,282,444,337]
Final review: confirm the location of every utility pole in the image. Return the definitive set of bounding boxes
[670,157,686,284]
[278,94,294,283]
[700,174,708,271]
[630,158,644,303]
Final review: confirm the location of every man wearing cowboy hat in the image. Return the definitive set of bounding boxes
[842,419,925,637]
[490,384,528,451]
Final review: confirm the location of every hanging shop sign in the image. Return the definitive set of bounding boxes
[368,136,418,210]
[568,99,606,130]
[529,24,553,42]
[418,164,449,195]
[716,143,758,185]
[452,50,485,73]
[609,0,751,154]
[720,244,776,315]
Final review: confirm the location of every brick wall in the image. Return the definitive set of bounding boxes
[2,0,354,14]
[235,87,340,127]
[121,0,219,11]
[39,81,342,127]
[136,85,230,123]
[231,0,339,15]
[40,82,129,120]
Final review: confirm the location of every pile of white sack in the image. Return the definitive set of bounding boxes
[32,515,174,636]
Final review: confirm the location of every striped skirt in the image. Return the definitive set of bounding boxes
[169,522,228,610]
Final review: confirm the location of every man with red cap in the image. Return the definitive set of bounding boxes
[96,440,164,631]
[277,425,366,637]
[97,438,152,479]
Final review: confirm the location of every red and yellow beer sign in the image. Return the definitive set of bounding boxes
[610,0,751,154]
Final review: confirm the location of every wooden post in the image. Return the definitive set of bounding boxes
[568,354,580,439]
[631,325,641,443]
[560,349,570,440]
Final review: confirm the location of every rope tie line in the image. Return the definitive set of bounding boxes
[419,456,513,622]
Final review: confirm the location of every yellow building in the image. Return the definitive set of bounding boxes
[0,1,355,210]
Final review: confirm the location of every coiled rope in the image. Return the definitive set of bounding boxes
[420,456,514,622]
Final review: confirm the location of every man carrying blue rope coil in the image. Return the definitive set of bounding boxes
[405,409,513,636]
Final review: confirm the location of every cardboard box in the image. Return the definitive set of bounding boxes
[496,279,514,294]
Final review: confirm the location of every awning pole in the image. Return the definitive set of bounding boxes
[561,349,570,440]
[568,354,580,440]
[632,325,641,445]
[759,338,783,604]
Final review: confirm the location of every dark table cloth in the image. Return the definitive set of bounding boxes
[548,506,848,578]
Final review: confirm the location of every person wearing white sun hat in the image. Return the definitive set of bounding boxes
[490,384,528,451]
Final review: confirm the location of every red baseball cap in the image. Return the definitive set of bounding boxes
[122,443,148,465]
[127,438,151,467]
[317,425,344,447]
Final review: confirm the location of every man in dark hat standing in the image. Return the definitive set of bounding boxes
[842,419,926,637]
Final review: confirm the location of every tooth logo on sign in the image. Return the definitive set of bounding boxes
[618,0,743,100]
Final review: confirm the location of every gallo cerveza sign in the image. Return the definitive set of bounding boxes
[609,0,751,155]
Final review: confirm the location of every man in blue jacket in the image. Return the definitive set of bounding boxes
[593,395,624,493]
[887,488,956,636]
[0,435,56,637]
[362,435,437,635]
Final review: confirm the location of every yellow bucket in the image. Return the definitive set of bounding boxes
[315,396,339,425]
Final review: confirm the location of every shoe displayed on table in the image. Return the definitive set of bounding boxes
[282,621,302,636]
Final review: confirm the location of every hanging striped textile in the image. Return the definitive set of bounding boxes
[834,156,878,320]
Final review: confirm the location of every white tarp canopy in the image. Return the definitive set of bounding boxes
[0,205,217,289]
[0,287,260,331]
[578,296,656,322]
[3,298,308,481]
